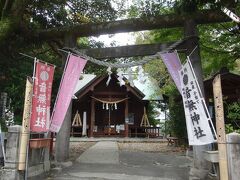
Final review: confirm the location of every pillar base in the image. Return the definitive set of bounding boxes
[0,168,24,180]
[189,167,209,180]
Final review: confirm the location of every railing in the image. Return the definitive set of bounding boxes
[70,125,163,138]
[129,126,163,138]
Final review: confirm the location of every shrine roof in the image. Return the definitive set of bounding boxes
[204,68,240,102]
[73,74,163,101]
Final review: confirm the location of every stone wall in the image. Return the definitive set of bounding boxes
[0,126,50,180]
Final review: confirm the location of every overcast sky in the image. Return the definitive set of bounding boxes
[91,32,136,47]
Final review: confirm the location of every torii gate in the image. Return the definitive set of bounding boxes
[53,11,231,180]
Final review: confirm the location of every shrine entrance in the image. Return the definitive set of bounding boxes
[71,74,153,138]
[53,7,234,180]
[94,98,125,136]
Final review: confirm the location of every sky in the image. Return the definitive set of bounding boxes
[91,32,136,47]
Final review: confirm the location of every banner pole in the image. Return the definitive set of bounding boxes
[19,53,56,67]
[213,74,229,180]
[24,59,37,178]
[0,123,6,164]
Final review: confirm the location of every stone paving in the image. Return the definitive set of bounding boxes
[77,141,119,164]
[46,141,191,180]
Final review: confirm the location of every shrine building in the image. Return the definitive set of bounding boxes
[71,74,163,138]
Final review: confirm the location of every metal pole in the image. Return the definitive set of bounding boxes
[108,108,111,135]
[0,124,6,164]
[24,59,37,179]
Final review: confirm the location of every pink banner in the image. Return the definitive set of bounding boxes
[50,54,87,132]
[30,61,55,132]
[160,52,182,93]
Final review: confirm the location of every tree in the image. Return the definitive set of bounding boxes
[0,0,122,122]
[131,2,240,140]
[0,0,238,124]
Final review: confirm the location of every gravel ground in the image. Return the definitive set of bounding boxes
[118,142,187,154]
[69,142,96,161]
[68,141,187,159]
[53,141,186,161]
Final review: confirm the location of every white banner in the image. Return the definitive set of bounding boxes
[222,7,240,23]
[179,58,216,145]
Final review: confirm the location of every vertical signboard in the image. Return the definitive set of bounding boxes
[179,59,216,145]
[30,61,55,132]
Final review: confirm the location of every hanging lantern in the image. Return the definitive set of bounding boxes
[102,103,105,109]
[106,103,109,110]
[115,103,117,110]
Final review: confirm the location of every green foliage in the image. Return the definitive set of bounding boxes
[225,124,240,134]
[199,23,240,77]
[133,20,187,139]
[147,101,159,126]
[28,0,119,28]
[225,124,234,134]
[0,0,239,130]
[0,118,8,132]
[166,87,187,139]
[125,0,176,18]
[133,2,240,141]
[0,0,123,123]
[0,42,64,122]
[0,18,13,43]
[225,102,240,133]
[227,102,240,121]
[161,87,187,140]
[128,5,139,18]
[126,0,237,18]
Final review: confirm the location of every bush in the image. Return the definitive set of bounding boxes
[226,102,240,133]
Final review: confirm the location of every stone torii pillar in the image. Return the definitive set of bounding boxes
[184,19,211,179]
[55,34,76,162]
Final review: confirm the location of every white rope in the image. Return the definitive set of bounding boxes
[91,96,129,104]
